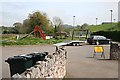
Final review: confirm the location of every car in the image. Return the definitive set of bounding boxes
[87,35,111,45]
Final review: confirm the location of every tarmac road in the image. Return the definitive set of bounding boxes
[66,45,118,78]
[1,44,118,78]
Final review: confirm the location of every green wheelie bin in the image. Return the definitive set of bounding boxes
[5,55,33,77]
[27,52,48,66]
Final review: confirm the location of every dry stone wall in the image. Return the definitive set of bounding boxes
[110,43,120,60]
[12,47,67,79]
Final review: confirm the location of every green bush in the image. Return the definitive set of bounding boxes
[92,31,120,42]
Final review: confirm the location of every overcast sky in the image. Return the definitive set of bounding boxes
[0,0,119,26]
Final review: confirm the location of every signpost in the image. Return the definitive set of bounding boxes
[94,46,105,58]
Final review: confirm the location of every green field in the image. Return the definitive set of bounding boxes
[87,23,119,32]
[1,35,64,46]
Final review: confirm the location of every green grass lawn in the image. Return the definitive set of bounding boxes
[1,34,87,46]
[88,23,118,32]
[1,35,66,46]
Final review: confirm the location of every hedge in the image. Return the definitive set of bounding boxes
[91,31,120,42]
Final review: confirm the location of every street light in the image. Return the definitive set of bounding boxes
[109,10,113,60]
[73,16,75,27]
[96,17,98,25]
[72,16,75,40]
[110,10,113,25]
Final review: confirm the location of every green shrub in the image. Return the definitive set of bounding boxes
[92,31,120,42]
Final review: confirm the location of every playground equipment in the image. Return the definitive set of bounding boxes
[20,25,46,40]
[33,25,46,40]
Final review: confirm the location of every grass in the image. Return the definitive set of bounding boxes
[87,23,118,32]
[1,34,88,46]
[1,35,66,46]
[2,23,119,46]
[2,34,81,46]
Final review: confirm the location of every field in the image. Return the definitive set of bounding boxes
[1,34,65,46]
[87,23,118,32]
[1,33,88,46]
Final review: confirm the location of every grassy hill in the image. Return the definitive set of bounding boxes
[88,22,120,42]
[87,23,119,32]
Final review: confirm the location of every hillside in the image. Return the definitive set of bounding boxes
[87,23,119,32]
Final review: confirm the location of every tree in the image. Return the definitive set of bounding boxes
[81,23,89,29]
[52,17,64,33]
[77,25,81,28]
[12,11,54,34]
[118,22,120,27]
[13,22,23,33]
[28,11,51,34]
[22,19,31,33]
[117,22,120,31]
[47,20,54,34]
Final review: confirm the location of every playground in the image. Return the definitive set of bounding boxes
[1,26,89,46]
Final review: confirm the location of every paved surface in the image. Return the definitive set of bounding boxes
[1,45,118,78]
[66,45,118,78]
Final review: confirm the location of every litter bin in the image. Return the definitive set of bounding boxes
[5,55,33,77]
[27,52,48,66]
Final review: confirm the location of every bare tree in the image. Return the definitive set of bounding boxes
[52,16,63,33]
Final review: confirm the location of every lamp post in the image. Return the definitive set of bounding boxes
[110,10,113,26]
[96,17,98,25]
[72,16,75,40]
[109,10,113,60]
[73,16,75,27]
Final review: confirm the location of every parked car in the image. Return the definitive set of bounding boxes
[87,35,111,45]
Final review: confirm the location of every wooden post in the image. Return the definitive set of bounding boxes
[72,30,74,40]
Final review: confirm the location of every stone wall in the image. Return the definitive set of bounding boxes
[12,46,67,78]
[110,43,120,60]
